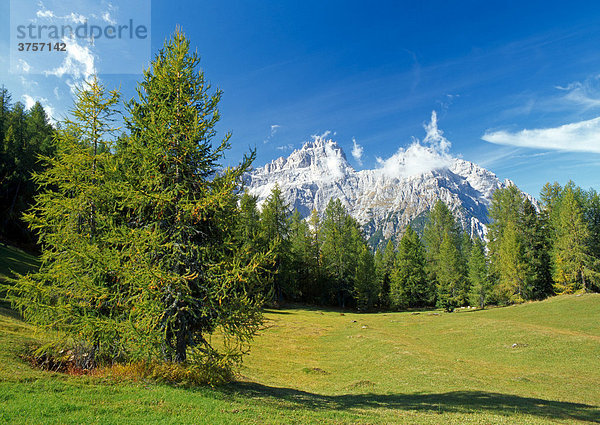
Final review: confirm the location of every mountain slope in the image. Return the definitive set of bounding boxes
[246,137,522,244]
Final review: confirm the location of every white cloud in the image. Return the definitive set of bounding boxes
[482,116,600,153]
[101,11,116,24]
[21,95,56,124]
[68,12,87,24]
[351,137,363,165]
[376,110,453,179]
[17,59,31,73]
[276,144,294,151]
[556,75,600,109]
[44,36,96,93]
[36,10,55,19]
[264,124,282,143]
[22,95,37,110]
[324,141,344,179]
[309,131,345,179]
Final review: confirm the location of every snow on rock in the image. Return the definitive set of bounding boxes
[245,137,530,243]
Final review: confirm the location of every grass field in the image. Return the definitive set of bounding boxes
[0,293,598,424]
[0,243,598,424]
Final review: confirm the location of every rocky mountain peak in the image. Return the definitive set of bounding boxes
[246,139,530,245]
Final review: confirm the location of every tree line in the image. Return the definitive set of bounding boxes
[0,87,55,247]
[248,182,600,312]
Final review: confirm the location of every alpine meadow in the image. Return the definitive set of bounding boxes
[1,6,600,425]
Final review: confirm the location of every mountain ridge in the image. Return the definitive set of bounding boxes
[245,136,527,245]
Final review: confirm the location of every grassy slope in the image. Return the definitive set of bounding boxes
[0,248,598,424]
[0,243,39,282]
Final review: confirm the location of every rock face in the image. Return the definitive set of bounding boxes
[246,138,524,245]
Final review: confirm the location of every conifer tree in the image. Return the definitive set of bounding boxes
[521,198,553,299]
[0,94,55,244]
[237,192,261,248]
[585,189,600,262]
[259,184,292,302]
[118,30,268,364]
[354,245,378,311]
[304,209,323,303]
[468,239,489,308]
[375,239,395,309]
[488,186,548,303]
[423,200,465,307]
[289,209,313,300]
[553,187,599,293]
[390,225,428,309]
[436,230,463,311]
[321,198,363,307]
[8,77,123,366]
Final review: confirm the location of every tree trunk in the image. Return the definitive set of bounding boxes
[175,328,187,363]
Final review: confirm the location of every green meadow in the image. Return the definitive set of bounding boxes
[0,284,599,424]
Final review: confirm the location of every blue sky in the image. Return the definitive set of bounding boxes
[2,1,600,197]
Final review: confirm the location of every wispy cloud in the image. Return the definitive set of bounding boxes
[101,11,116,25]
[482,116,600,153]
[17,60,31,74]
[376,110,453,179]
[36,10,55,19]
[276,144,294,151]
[44,36,96,93]
[351,137,363,165]
[264,124,282,143]
[556,75,600,110]
[22,94,37,110]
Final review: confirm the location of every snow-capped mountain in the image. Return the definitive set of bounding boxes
[246,137,523,244]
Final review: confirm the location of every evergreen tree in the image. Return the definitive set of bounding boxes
[0,85,11,143]
[494,219,527,303]
[237,192,261,247]
[304,209,323,303]
[467,239,489,308]
[0,95,55,245]
[521,198,553,299]
[321,198,363,307]
[289,209,313,301]
[436,230,463,311]
[488,186,551,303]
[553,187,599,293]
[390,225,428,309]
[354,245,378,312]
[458,232,474,304]
[117,31,268,364]
[423,200,465,307]
[259,184,292,302]
[375,239,395,309]
[585,189,600,262]
[7,78,123,367]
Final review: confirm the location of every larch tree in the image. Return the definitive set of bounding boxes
[8,77,123,367]
[553,187,599,293]
[117,30,269,365]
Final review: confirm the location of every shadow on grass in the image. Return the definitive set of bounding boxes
[223,382,600,423]
[262,309,292,315]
